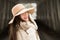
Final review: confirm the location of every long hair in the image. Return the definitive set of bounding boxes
[9,15,23,40]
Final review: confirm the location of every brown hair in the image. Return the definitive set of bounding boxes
[9,16,20,40]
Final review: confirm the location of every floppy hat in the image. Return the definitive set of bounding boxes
[9,4,34,24]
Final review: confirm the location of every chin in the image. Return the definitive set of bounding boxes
[24,19,28,21]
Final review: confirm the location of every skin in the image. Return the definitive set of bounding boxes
[19,12,29,22]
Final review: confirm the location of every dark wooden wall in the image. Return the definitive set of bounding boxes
[37,0,60,32]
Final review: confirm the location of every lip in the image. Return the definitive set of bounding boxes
[24,17,28,19]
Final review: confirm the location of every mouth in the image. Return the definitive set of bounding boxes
[24,17,28,19]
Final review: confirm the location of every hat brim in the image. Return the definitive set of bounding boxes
[15,7,34,16]
[9,7,34,24]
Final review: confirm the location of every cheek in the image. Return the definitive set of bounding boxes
[20,15,24,20]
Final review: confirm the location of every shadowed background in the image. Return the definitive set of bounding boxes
[0,0,60,40]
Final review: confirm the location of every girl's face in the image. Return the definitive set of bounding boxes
[20,12,29,21]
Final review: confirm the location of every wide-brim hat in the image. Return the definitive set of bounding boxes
[9,4,34,24]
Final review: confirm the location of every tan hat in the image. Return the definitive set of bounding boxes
[9,4,34,24]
